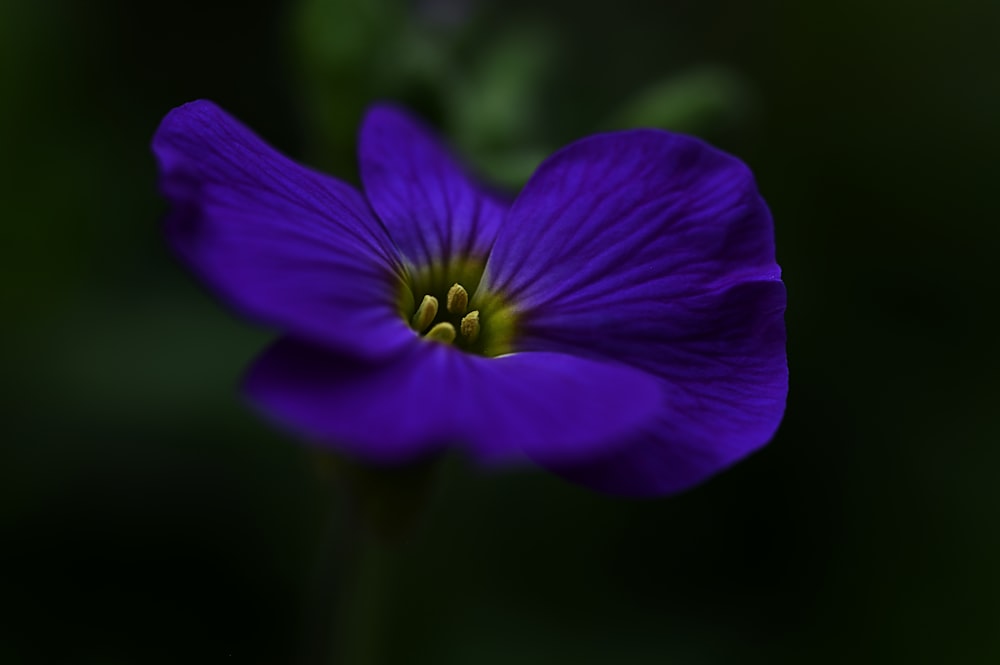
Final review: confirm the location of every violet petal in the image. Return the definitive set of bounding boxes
[485,129,787,494]
[543,280,787,496]
[244,339,664,466]
[359,104,507,267]
[154,100,412,361]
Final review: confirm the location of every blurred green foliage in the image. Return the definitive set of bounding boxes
[604,66,756,135]
[3,0,999,663]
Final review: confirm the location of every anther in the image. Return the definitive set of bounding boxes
[446,283,469,315]
[460,310,480,343]
[411,294,438,332]
[425,322,456,344]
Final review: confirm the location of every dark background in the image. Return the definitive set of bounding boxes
[3,0,999,663]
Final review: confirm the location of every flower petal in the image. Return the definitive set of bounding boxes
[358,104,507,267]
[244,339,664,467]
[485,128,779,308]
[540,280,787,496]
[483,130,787,495]
[153,100,411,360]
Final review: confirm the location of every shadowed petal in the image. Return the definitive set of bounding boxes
[540,280,787,496]
[154,100,412,361]
[484,130,787,494]
[244,339,664,466]
[359,104,508,267]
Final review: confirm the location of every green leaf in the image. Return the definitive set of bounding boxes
[606,66,757,135]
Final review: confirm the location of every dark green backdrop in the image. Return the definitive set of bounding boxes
[3,0,998,663]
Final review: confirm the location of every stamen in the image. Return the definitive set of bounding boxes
[425,322,456,343]
[411,294,438,332]
[460,310,480,343]
[446,283,469,315]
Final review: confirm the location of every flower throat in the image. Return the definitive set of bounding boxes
[398,257,516,357]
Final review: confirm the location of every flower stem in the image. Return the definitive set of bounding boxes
[334,526,396,665]
[308,454,439,665]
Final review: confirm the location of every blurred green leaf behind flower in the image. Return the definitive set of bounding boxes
[604,65,756,135]
[292,0,750,188]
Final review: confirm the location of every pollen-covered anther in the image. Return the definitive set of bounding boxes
[460,310,480,343]
[446,283,469,315]
[425,322,456,344]
[410,294,438,332]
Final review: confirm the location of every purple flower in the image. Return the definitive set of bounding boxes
[152,100,786,497]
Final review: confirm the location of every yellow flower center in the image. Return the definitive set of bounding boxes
[397,257,517,357]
